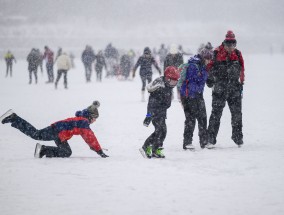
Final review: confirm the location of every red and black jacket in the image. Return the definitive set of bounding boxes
[51,116,102,152]
[207,44,245,83]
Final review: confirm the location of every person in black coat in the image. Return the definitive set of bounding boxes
[164,45,184,69]
[94,51,107,82]
[27,49,40,84]
[132,47,161,101]
[139,66,180,159]
[120,54,131,80]
[82,45,96,82]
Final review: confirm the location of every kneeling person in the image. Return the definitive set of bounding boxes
[1,101,108,158]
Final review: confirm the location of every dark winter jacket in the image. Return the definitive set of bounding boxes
[164,53,184,70]
[206,44,245,83]
[95,54,107,71]
[82,49,96,65]
[146,77,173,118]
[180,55,208,98]
[51,115,102,152]
[206,44,244,98]
[120,54,131,75]
[133,54,161,76]
[104,44,118,59]
[27,50,40,70]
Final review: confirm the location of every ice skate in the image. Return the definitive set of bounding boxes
[183,143,195,150]
[34,143,44,158]
[152,147,165,158]
[139,145,152,159]
[1,109,16,124]
[204,143,215,149]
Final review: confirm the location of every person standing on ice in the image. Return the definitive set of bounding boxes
[27,48,40,84]
[43,46,55,83]
[132,47,161,102]
[54,51,72,89]
[139,66,180,158]
[0,101,109,158]
[81,45,96,82]
[206,30,245,148]
[4,50,16,77]
[177,47,213,150]
[164,44,184,100]
[94,50,107,82]
[157,44,168,71]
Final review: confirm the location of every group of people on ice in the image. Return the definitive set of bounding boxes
[1,30,244,159]
[135,30,244,158]
[26,46,74,88]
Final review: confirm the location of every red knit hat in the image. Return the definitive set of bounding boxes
[225,30,236,41]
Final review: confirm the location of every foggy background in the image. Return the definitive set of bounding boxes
[1,0,284,58]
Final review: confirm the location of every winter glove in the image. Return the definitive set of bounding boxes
[206,73,215,88]
[143,113,152,127]
[97,150,109,158]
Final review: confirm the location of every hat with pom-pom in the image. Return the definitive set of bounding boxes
[86,101,100,119]
[225,30,236,41]
[75,101,100,120]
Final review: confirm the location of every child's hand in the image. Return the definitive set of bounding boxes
[143,113,152,127]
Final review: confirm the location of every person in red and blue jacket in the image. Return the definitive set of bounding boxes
[178,47,213,150]
[206,30,245,148]
[0,101,108,158]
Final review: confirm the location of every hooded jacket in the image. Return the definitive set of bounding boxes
[179,55,208,98]
[146,77,173,118]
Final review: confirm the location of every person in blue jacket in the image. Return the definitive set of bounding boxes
[178,47,213,150]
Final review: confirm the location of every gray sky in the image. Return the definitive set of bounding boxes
[1,0,284,54]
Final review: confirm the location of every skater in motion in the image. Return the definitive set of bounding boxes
[206,30,245,148]
[177,47,213,150]
[4,50,16,77]
[55,52,72,89]
[140,66,180,158]
[0,101,108,158]
[132,47,161,102]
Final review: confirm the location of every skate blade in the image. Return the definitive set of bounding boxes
[139,148,151,159]
[0,109,14,121]
[184,148,195,151]
[34,143,42,158]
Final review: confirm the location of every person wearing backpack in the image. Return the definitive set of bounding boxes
[139,66,180,158]
[178,47,213,150]
[206,30,245,148]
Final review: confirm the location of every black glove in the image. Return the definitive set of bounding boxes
[143,113,152,127]
[97,150,109,158]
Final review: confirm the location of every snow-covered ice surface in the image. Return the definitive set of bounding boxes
[0,54,284,215]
